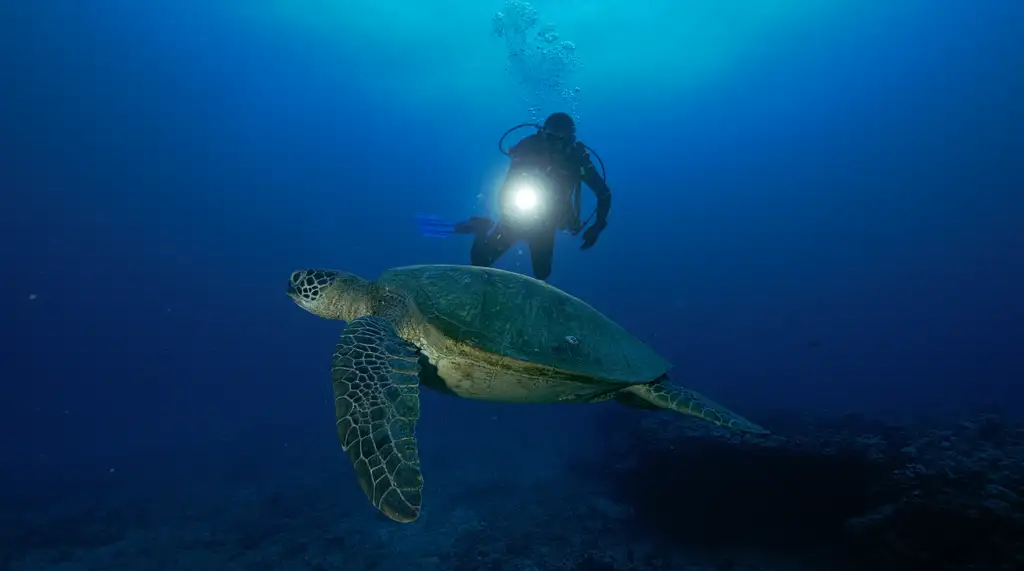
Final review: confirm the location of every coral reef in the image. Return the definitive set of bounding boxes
[1,409,1021,571]
[587,408,1024,570]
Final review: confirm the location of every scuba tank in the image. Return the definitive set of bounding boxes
[498,122,607,235]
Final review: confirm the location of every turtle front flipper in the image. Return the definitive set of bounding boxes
[332,316,424,522]
[616,376,769,434]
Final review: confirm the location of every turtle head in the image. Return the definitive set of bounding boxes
[287,269,372,321]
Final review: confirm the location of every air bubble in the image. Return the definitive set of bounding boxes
[491,0,581,119]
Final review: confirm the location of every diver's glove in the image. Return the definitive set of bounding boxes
[454,216,494,236]
[580,219,607,250]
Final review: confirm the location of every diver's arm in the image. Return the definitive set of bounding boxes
[581,154,611,224]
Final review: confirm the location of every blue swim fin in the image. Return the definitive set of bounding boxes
[416,213,456,238]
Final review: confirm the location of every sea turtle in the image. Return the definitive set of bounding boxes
[286,264,767,523]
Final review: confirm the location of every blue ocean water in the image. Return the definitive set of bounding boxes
[2,1,1023,569]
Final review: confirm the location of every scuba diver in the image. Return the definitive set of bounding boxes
[416,112,612,281]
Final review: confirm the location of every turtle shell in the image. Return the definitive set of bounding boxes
[378,265,670,383]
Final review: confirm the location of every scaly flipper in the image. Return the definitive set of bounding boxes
[332,316,424,522]
[617,376,769,434]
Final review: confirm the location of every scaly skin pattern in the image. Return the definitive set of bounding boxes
[287,269,374,322]
[620,377,769,434]
[331,316,424,523]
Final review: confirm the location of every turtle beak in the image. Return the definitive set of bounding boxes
[286,272,302,300]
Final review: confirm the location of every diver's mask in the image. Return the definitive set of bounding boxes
[540,112,577,145]
[540,126,576,148]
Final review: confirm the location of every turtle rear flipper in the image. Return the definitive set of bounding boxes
[616,376,769,434]
[332,316,424,522]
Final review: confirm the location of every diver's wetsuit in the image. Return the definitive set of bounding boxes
[470,133,612,280]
